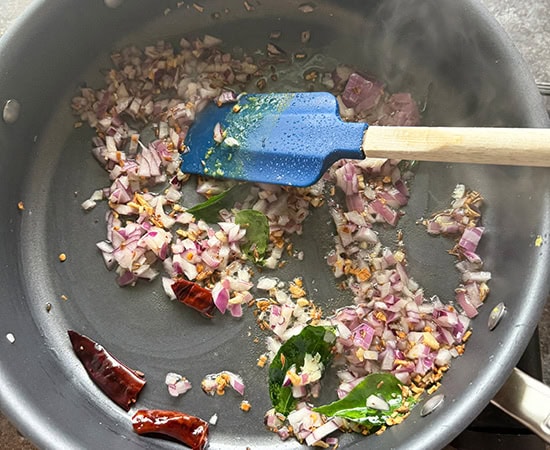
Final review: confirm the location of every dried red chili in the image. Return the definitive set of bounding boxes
[67,330,146,411]
[171,279,216,318]
[132,409,209,450]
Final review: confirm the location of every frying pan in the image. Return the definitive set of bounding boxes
[1,1,549,449]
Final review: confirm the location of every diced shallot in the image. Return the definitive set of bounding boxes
[165,372,192,397]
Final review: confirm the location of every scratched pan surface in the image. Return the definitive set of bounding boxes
[1,1,550,449]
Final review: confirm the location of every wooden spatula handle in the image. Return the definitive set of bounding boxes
[362,126,550,166]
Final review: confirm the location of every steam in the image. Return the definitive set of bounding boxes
[120,0,541,128]
[366,0,505,127]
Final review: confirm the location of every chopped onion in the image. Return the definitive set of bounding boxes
[201,371,245,396]
[213,122,225,143]
[458,227,484,253]
[366,394,390,411]
[341,73,383,113]
[81,199,97,210]
[165,372,192,397]
[304,419,340,446]
[72,36,490,446]
[257,276,278,290]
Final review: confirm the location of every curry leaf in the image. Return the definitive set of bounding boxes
[269,325,336,416]
[186,184,249,223]
[313,373,413,430]
[234,209,269,262]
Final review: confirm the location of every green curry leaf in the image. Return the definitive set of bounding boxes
[186,184,249,223]
[269,325,336,416]
[234,209,269,262]
[313,373,414,430]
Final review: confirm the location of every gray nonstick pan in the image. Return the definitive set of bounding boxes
[1,1,549,449]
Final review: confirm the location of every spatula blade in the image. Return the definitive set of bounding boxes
[181,92,366,187]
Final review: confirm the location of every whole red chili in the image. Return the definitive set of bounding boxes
[132,409,209,450]
[172,279,216,318]
[68,330,146,411]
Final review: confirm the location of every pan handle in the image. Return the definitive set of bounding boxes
[491,367,550,444]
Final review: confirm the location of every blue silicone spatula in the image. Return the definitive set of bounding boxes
[181,92,550,187]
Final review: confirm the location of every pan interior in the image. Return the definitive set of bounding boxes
[2,1,549,449]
